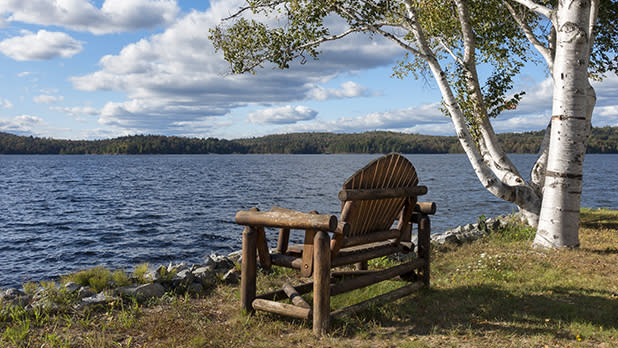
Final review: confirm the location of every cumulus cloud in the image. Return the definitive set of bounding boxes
[307,81,372,101]
[494,74,618,132]
[248,105,318,124]
[34,94,64,104]
[278,103,447,134]
[0,0,179,35]
[68,0,405,136]
[50,106,99,116]
[0,114,44,135]
[0,30,82,61]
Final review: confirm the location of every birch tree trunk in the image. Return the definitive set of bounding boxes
[533,0,596,248]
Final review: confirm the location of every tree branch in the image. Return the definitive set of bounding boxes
[437,37,465,67]
[334,4,424,57]
[221,1,287,21]
[508,0,553,20]
[588,0,600,55]
[504,0,554,70]
[452,0,525,186]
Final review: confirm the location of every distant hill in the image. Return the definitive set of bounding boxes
[1,126,617,154]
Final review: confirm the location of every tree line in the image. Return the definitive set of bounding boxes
[1,127,617,155]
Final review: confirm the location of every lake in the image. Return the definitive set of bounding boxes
[1,154,616,288]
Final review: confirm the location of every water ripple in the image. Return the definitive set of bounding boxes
[1,154,616,288]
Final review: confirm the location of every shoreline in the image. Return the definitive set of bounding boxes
[1,213,516,303]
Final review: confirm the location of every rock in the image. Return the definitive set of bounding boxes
[170,262,189,273]
[227,250,242,263]
[80,292,109,307]
[78,287,96,299]
[64,282,81,293]
[134,283,165,300]
[172,269,195,290]
[222,268,240,285]
[206,253,235,273]
[1,288,32,306]
[148,265,167,282]
[187,282,204,296]
[116,283,166,301]
[444,233,461,244]
[192,267,217,289]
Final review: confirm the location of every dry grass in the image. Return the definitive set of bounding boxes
[2,208,617,347]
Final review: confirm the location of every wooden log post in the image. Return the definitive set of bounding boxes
[396,198,416,247]
[252,299,311,320]
[241,226,257,313]
[417,215,431,287]
[301,230,315,277]
[256,226,271,269]
[331,201,355,256]
[282,282,310,309]
[313,230,331,336]
[277,228,290,254]
[235,209,337,231]
[415,202,437,215]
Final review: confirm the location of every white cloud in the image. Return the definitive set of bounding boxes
[0,114,44,135]
[1,0,179,35]
[248,105,318,124]
[278,103,447,134]
[69,0,404,136]
[495,75,618,132]
[0,99,13,109]
[0,30,82,61]
[307,81,372,101]
[50,106,99,116]
[34,94,64,104]
[17,71,33,77]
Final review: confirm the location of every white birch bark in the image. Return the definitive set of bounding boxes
[533,0,596,248]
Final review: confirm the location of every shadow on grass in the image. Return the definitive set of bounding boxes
[334,284,618,338]
[580,247,618,255]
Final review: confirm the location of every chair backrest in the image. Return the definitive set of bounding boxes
[340,153,419,239]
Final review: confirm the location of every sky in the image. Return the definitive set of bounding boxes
[0,0,616,140]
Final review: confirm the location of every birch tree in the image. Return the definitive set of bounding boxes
[210,0,618,248]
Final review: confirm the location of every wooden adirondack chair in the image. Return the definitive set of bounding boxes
[235,153,435,335]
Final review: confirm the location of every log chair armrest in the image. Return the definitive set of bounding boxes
[235,207,338,232]
[414,201,436,215]
[338,185,427,201]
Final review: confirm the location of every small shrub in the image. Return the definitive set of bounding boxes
[132,263,150,284]
[112,269,131,287]
[22,281,39,296]
[62,266,113,292]
[488,215,536,242]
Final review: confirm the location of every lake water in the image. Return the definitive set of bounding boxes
[1,154,616,288]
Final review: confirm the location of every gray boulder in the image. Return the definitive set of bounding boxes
[222,268,240,285]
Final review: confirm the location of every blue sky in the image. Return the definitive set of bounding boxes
[0,0,616,140]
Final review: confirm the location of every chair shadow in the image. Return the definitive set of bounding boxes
[333,284,618,338]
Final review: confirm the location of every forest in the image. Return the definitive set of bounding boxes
[1,126,617,155]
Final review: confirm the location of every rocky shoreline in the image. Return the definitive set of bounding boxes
[1,214,517,312]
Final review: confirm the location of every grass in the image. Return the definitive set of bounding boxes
[1,208,617,347]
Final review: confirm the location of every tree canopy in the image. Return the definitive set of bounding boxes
[2,127,617,155]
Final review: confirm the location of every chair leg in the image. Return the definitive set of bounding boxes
[241,226,257,313]
[417,215,431,287]
[313,230,331,336]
